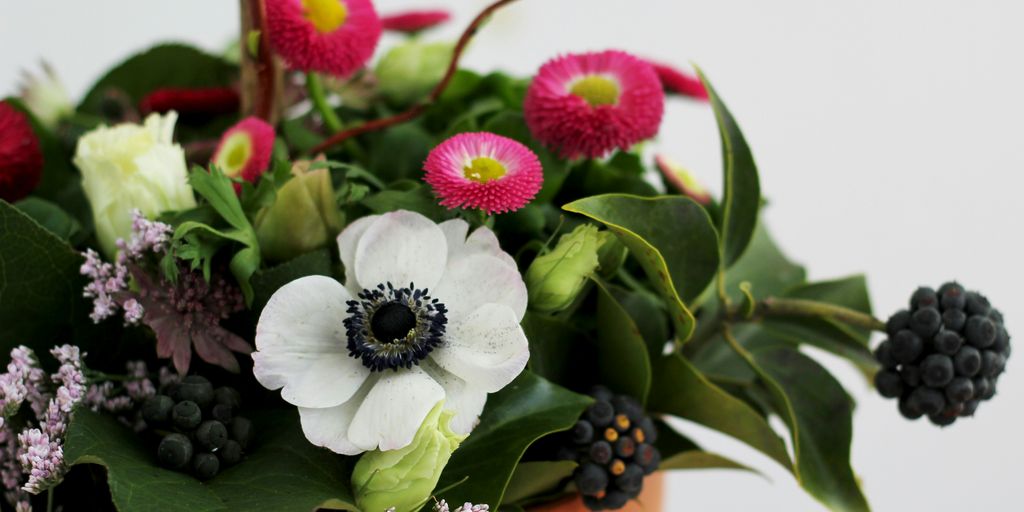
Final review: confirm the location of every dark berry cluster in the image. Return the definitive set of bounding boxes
[141,375,253,479]
[875,283,1010,426]
[559,388,660,511]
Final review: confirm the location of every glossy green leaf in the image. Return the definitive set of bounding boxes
[502,461,577,505]
[251,248,335,312]
[697,68,761,266]
[593,277,652,404]
[660,451,758,473]
[563,194,720,342]
[14,197,81,242]
[0,201,87,352]
[647,354,791,471]
[435,371,592,507]
[362,181,447,220]
[521,313,588,388]
[609,285,670,361]
[64,409,357,512]
[724,342,869,512]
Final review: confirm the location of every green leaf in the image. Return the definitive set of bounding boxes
[0,201,88,351]
[592,278,652,404]
[365,123,435,183]
[361,181,447,220]
[14,197,81,242]
[563,194,720,343]
[65,409,357,512]
[697,68,761,266]
[521,313,587,388]
[435,371,592,507]
[175,167,262,304]
[65,409,224,511]
[647,354,792,471]
[609,286,670,361]
[251,248,335,312]
[78,43,237,139]
[653,416,759,475]
[782,275,873,341]
[502,461,577,505]
[723,342,870,512]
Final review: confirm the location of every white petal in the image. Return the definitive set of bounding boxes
[347,366,445,451]
[298,377,376,455]
[432,303,530,393]
[253,276,370,408]
[466,226,518,270]
[354,210,448,292]
[337,215,380,292]
[422,361,487,435]
[434,253,528,321]
[438,218,470,254]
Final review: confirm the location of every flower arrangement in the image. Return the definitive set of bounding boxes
[0,1,1011,511]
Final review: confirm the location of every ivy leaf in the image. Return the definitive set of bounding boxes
[723,341,870,512]
[563,194,720,343]
[696,67,761,266]
[174,167,261,305]
[653,419,759,475]
[64,409,357,511]
[434,371,592,507]
[0,201,88,352]
[647,354,792,471]
[592,278,652,405]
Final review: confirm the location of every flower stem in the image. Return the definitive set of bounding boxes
[240,0,278,122]
[306,73,344,133]
[736,297,887,332]
[46,487,54,512]
[309,0,521,154]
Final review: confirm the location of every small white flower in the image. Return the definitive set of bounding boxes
[18,62,73,130]
[253,210,529,454]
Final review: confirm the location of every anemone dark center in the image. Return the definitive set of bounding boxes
[370,302,417,343]
[344,282,448,372]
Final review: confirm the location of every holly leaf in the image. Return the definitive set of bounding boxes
[0,200,88,352]
[697,67,761,266]
[723,341,870,512]
[435,371,592,507]
[563,194,720,343]
[647,354,792,471]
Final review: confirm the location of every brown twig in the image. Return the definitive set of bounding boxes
[309,0,520,154]
[240,0,278,122]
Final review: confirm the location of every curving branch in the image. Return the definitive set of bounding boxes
[240,0,279,123]
[309,0,521,154]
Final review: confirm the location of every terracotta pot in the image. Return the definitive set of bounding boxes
[527,472,664,512]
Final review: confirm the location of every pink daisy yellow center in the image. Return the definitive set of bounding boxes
[569,75,620,107]
[463,157,507,184]
[302,0,349,33]
[217,132,253,178]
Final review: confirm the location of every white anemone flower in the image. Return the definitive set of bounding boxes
[253,210,530,454]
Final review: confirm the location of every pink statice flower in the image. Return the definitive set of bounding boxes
[423,132,544,214]
[266,0,382,77]
[524,50,665,159]
[380,9,450,33]
[649,61,709,100]
[211,116,276,192]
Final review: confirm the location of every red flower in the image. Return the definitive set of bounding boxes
[266,0,382,77]
[0,101,44,203]
[211,117,276,190]
[649,62,709,100]
[524,50,665,159]
[138,86,240,117]
[380,9,451,33]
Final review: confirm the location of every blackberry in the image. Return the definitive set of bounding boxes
[875,283,1010,426]
[144,380,251,480]
[565,387,660,510]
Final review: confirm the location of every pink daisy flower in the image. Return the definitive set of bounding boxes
[424,132,543,215]
[211,116,276,190]
[650,62,709,100]
[265,0,382,77]
[524,50,665,159]
[380,9,451,33]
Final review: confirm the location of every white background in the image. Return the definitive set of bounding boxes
[2,1,1023,510]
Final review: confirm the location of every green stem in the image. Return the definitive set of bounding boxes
[47,487,54,512]
[747,297,886,332]
[306,72,344,133]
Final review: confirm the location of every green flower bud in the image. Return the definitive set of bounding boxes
[526,224,613,313]
[254,161,344,262]
[596,232,626,278]
[375,40,454,105]
[352,402,465,512]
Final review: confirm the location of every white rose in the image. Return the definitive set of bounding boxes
[74,112,196,256]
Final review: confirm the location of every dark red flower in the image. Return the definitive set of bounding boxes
[649,62,709,100]
[138,86,240,117]
[380,9,451,33]
[0,101,44,203]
